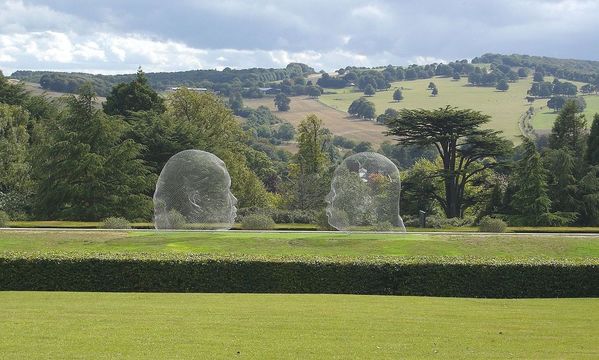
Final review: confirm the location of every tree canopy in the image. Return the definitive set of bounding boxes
[385,106,512,218]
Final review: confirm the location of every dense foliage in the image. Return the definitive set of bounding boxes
[1,252,597,297]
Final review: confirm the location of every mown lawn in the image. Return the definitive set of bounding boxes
[1,230,598,260]
[0,292,597,359]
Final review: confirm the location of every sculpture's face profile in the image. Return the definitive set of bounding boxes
[326,152,405,232]
[153,150,237,230]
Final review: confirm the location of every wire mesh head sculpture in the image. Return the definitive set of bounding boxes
[153,150,237,230]
[325,152,406,232]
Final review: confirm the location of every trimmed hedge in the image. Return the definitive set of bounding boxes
[0,252,597,298]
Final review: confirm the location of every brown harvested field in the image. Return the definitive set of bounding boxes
[244,96,389,147]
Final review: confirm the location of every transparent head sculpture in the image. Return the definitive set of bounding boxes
[153,150,237,230]
[325,152,406,232]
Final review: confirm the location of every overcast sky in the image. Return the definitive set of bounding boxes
[1,0,598,75]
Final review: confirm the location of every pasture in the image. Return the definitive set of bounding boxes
[244,96,389,146]
[532,94,599,131]
[319,76,534,141]
[1,292,597,359]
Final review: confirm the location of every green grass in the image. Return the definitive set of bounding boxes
[1,292,597,359]
[1,230,598,260]
[319,76,536,141]
[532,94,599,131]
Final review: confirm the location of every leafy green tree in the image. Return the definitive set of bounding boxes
[509,137,574,225]
[400,158,439,216]
[286,114,331,210]
[428,82,436,90]
[307,86,321,98]
[452,73,461,80]
[364,84,375,96]
[585,114,599,166]
[386,106,512,218]
[547,96,566,112]
[533,72,544,82]
[549,100,587,162]
[228,92,244,115]
[392,89,403,102]
[353,141,373,153]
[275,122,295,141]
[274,93,291,111]
[0,72,27,105]
[166,89,272,208]
[0,103,33,215]
[578,166,599,225]
[32,84,154,220]
[495,79,509,91]
[545,149,579,215]
[517,68,529,77]
[348,98,376,119]
[103,68,166,116]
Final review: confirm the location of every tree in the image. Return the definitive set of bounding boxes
[431,87,438,96]
[275,122,295,141]
[286,115,331,210]
[510,138,550,225]
[228,92,244,115]
[544,149,579,214]
[509,137,574,225]
[533,72,544,82]
[307,86,321,98]
[549,100,587,161]
[103,67,166,116]
[32,84,154,220]
[586,114,599,166]
[452,73,461,80]
[517,68,529,78]
[547,96,566,112]
[0,103,33,215]
[427,82,437,91]
[392,89,404,102]
[401,158,440,216]
[0,72,27,105]
[274,93,290,111]
[495,79,509,91]
[348,98,376,119]
[386,106,512,218]
[364,84,376,96]
[166,89,272,208]
[353,141,373,153]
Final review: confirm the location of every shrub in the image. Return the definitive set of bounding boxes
[0,253,597,298]
[373,221,393,231]
[426,215,474,228]
[479,216,507,233]
[316,209,336,230]
[241,214,275,230]
[0,211,10,227]
[166,209,187,229]
[101,217,131,229]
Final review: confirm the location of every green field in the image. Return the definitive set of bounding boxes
[1,230,598,260]
[532,94,599,131]
[319,76,535,141]
[1,292,597,359]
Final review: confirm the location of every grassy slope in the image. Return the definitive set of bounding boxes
[1,230,598,260]
[533,94,599,131]
[244,96,389,146]
[319,76,535,141]
[1,292,597,359]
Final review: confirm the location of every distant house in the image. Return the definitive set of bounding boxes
[258,87,279,95]
[169,87,208,92]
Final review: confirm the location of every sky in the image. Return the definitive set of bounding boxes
[1,0,599,75]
